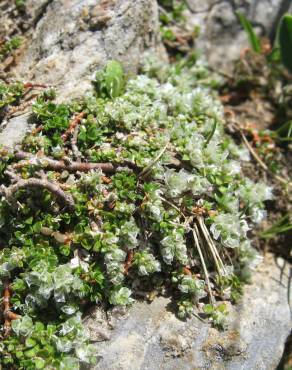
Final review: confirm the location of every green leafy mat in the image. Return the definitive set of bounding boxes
[0,59,272,369]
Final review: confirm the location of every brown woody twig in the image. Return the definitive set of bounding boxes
[2,279,21,337]
[1,178,75,211]
[124,250,134,274]
[14,151,117,174]
[62,112,86,142]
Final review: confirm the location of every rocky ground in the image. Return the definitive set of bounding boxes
[87,253,291,370]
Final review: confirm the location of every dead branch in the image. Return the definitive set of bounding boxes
[23,83,48,89]
[13,151,117,174]
[31,125,43,135]
[1,178,75,211]
[192,226,215,305]
[62,111,86,142]
[4,169,21,183]
[124,250,134,274]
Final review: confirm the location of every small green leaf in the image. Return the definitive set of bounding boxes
[24,345,39,358]
[25,338,37,348]
[236,12,261,53]
[15,351,24,359]
[35,322,45,332]
[203,304,214,314]
[35,357,46,369]
[59,244,71,256]
[205,119,217,146]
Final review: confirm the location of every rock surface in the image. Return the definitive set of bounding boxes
[13,0,165,100]
[87,254,291,370]
[0,113,31,149]
[1,0,165,147]
[185,0,292,69]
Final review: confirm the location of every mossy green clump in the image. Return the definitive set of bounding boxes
[0,59,272,369]
[0,37,22,62]
[0,82,24,109]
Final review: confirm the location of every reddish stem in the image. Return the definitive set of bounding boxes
[62,112,86,142]
[124,250,134,274]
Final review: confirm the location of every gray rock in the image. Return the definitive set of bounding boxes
[0,0,51,40]
[185,0,292,69]
[0,113,31,149]
[87,254,291,370]
[1,0,165,146]
[13,0,165,101]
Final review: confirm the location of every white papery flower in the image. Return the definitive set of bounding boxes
[76,343,95,363]
[223,160,241,175]
[210,213,250,248]
[238,180,273,206]
[164,169,189,197]
[228,142,250,161]
[161,229,188,265]
[251,208,267,223]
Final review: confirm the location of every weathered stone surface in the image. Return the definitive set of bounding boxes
[1,0,164,146]
[0,113,31,149]
[185,0,292,69]
[87,254,291,369]
[0,0,50,40]
[13,0,165,100]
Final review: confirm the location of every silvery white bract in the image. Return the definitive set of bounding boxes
[238,179,273,206]
[23,264,84,307]
[134,250,161,276]
[0,247,25,277]
[161,229,188,265]
[119,218,139,249]
[178,275,206,298]
[12,315,34,336]
[210,213,250,248]
[59,357,79,370]
[109,287,134,305]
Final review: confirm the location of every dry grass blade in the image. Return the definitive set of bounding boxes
[192,226,215,305]
[239,129,290,187]
[139,142,169,178]
[196,216,227,276]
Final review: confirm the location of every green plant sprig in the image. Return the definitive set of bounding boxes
[0,59,272,368]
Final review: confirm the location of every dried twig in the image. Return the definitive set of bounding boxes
[62,112,86,142]
[239,130,290,186]
[6,101,34,118]
[30,125,44,136]
[4,169,21,183]
[23,83,48,89]
[1,178,75,210]
[2,279,21,337]
[158,195,186,221]
[124,250,134,274]
[139,142,169,178]
[13,151,117,174]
